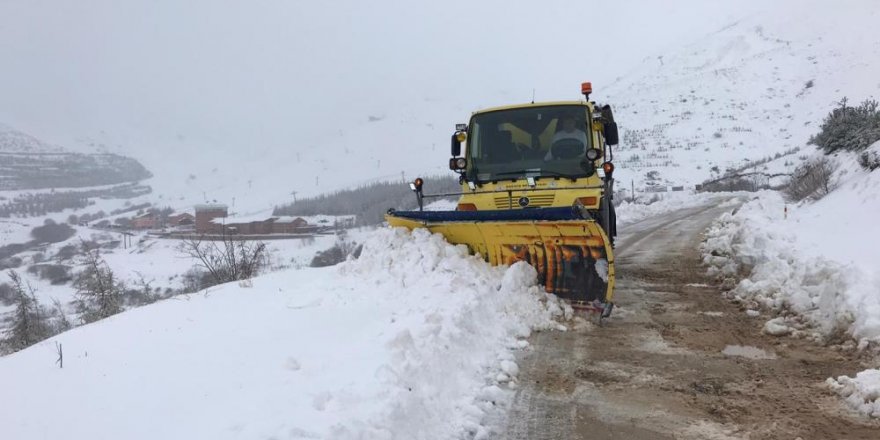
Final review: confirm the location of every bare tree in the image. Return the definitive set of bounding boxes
[74,245,124,323]
[178,235,268,287]
[50,298,72,333]
[784,157,838,202]
[2,270,51,353]
[310,231,361,267]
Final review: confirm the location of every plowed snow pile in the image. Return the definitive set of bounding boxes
[701,142,880,417]
[0,227,568,439]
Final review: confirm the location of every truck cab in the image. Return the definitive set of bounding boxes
[449,97,618,242]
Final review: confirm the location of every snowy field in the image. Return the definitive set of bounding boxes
[0,221,357,331]
[701,142,880,417]
[0,227,569,439]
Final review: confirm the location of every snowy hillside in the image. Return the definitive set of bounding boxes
[701,142,880,418]
[0,228,568,439]
[606,5,880,190]
[0,123,65,154]
[0,123,151,190]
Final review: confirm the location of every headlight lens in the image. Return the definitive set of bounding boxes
[586,148,601,160]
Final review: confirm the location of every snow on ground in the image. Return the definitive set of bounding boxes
[702,148,880,344]
[0,225,357,334]
[827,369,880,418]
[615,190,744,225]
[701,143,880,417]
[424,198,459,211]
[0,227,568,439]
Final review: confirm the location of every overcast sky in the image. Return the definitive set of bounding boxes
[5,0,826,209]
[0,0,778,149]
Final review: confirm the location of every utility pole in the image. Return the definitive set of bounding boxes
[631,180,635,203]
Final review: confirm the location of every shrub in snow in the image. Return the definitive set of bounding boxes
[180,268,213,293]
[26,264,72,285]
[858,150,880,171]
[121,277,163,307]
[49,298,72,334]
[309,245,346,268]
[310,235,360,268]
[783,156,837,202]
[0,256,23,270]
[30,219,75,244]
[0,282,14,306]
[1,270,51,353]
[810,98,880,154]
[54,244,79,260]
[178,236,268,287]
[74,246,124,323]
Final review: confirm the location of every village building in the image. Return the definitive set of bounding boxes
[131,212,158,229]
[167,212,195,227]
[208,215,319,235]
[192,204,352,235]
[195,204,228,233]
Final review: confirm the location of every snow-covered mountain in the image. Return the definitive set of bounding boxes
[0,123,152,190]
[605,5,880,189]
[0,123,65,154]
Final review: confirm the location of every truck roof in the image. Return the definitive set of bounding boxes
[472,100,590,116]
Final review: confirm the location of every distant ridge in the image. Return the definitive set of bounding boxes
[0,123,152,190]
[0,123,66,154]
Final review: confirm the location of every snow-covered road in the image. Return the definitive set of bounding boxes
[497,198,880,439]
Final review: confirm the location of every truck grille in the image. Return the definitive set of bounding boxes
[493,193,556,209]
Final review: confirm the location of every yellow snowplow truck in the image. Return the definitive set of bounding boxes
[387,82,618,317]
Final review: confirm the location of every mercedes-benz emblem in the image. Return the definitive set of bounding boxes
[518,196,530,207]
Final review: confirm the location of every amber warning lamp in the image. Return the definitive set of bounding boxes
[602,161,614,175]
[581,82,592,100]
[410,177,425,211]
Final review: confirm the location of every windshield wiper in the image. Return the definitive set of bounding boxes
[494,170,581,181]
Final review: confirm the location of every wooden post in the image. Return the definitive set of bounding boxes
[56,342,63,368]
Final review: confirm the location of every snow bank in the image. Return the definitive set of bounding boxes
[0,227,566,439]
[701,189,880,344]
[615,191,739,225]
[827,369,880,418]
[701,147,880,417]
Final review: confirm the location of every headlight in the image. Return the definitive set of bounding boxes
[586,148,601,160]
[449,157,468,170]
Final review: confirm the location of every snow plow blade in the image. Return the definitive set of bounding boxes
[386,207,614,306]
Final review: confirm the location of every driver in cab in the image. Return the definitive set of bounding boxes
[545,114,588,160]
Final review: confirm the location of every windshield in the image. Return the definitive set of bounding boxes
[466,105,594,182]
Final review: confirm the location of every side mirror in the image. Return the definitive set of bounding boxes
[604,122,619,146]
[451,133,461,157]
